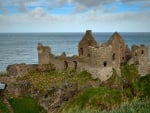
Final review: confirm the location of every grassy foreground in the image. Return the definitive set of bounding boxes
[1,64,149,113]
[0,101,11,113]
[9,97,46,113]
[59,100,150,113]
[58,65,150,113]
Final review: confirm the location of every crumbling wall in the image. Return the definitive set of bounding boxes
[131,44,148,65]
[105,32,130,68]
[89,45,113,68]
[78,30,98,57]
[7,63,38,77]
[38,43,51,65]
[130,44,149,76]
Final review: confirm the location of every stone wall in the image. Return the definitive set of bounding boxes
[130,44,149,76]
[7,63,38,77]
[5,30,150,82]
[131,44,149,65]
[38,43,51,64]
[89,45,113,68]
[106,32,130,68]
[78,30,98,57]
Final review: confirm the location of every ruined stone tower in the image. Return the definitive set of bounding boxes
[78,30,98,57]
[131,44,149,65]
[105,32,130,68]
[37,43,51,64]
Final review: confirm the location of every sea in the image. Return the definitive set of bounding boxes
[0,32,150,71]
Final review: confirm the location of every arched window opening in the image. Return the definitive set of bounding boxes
[122,57,124,60]
[135,52,137,56]
[64,61,68,70]
[112,53,115,60]
[73,61,77,70]
[141,50,144,54]
[103,61,107,67]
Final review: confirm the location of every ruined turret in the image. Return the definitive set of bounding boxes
[78,30,98,57]
[107,32,130,68]
[37,43,51,64]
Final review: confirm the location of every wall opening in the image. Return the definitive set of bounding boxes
[135,52,137,56]
[73,61,77,70]
[141,50,144,54]
[112,53,115,60]
[136,61,139,65]
[64,61,68,70]
[80,48,83,56]
[103,61,107,67]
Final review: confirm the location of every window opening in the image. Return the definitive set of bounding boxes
[73,61,77,70]
[64,61,68,70]
[103,61,107,67]
[141,50,144,54]
[112,53,115,60]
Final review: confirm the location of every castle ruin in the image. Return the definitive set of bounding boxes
[7,30,150,81]
[37,30,150,81]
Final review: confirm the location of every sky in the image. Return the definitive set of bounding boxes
[0,0,150,32]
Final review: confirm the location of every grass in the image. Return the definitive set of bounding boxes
[58,65,150,113]
[9,97,46,113]
[134,74,150,99]
[59,101,150,113]
[0,101,11,113]
[18,70,96,92]
[13,65,150,113]
[59,87,122,113]
[121,64,140,83]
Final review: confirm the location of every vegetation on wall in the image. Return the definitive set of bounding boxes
[1,64,150,113]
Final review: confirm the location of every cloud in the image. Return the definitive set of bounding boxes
[0,0,150,14]
[0,0,150,32]
[0,9,150,32]
[29,7,46,18]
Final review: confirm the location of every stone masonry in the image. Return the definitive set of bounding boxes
[6,30,150,81]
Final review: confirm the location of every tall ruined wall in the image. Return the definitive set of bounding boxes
[88,45,113,81]
[130,45,149,76]
[106,32,130,68]
[131,45,149,65]
[78,30,98,57]
[37,43,51,65]
[89,45,113,68]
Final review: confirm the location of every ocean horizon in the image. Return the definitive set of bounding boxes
[0,32,150,71]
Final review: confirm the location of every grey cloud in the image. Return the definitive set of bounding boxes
[71,0,117,12]
[0,0,150,14]
[70,0,150,13]
[0,0,69,14]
